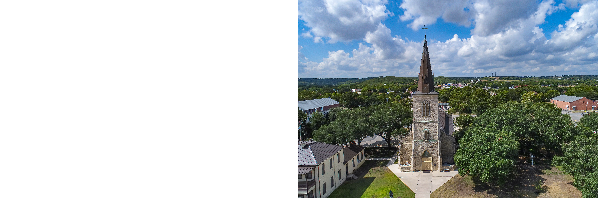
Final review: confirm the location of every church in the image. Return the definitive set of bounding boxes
[399,35,456,172]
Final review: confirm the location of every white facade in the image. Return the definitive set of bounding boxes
[299,148,345,198]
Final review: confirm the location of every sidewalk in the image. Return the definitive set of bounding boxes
[387,164,458,198]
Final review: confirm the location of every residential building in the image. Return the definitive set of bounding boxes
[550,95,598,111]
[298,141,345,198]
[342,142,365,177]
[298,98,340,116]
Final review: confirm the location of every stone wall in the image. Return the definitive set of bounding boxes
[411,93,441,171]
[440,131,456,164]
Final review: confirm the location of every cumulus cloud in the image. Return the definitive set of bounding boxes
[364,24,407,59]
[399,0,472,30]
[299,0,598,77]
[471,0,537,36]
[298,0,390,42]
[545,1,598,52]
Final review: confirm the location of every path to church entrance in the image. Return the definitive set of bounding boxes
[387,164,458,198]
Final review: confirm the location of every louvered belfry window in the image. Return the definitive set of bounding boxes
[423,100,431,117]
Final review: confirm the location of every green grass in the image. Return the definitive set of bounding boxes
[329,160,414,198]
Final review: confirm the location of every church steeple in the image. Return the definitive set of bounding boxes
[417,34,434,93]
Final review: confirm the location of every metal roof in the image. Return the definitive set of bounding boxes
[298,144,317,166]
[551,95,584,102]
[298,167,314,174]
[298,142,343,165]
[298,98,339,111]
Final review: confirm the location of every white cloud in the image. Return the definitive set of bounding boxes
[399,0,471,30]
[299,0,598,77]
[298,0,390,42]
[364,24,407,59]
[545,1,598,52]
[471,0,537,36]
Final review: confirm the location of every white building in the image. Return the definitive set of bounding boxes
[298,141,364,198]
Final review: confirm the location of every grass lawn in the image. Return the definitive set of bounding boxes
[329,160,414,198]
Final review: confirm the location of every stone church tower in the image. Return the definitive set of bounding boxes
[400,35,456,172]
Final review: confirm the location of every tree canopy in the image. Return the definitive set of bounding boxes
[455,101,576,184]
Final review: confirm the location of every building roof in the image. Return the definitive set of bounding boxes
[298,167,314,175]
[298,98,339,111]
[343,143,364,163]
[298,144,317,166]
[552,95,584,102]
[298,142,343,166]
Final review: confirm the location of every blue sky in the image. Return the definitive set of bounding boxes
[298,0,598,77]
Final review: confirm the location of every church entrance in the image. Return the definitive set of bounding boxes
[421,150,432,171]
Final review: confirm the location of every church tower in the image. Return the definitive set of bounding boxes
[411,35,441,171]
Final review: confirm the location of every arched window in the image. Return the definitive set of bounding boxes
[424,129,430,140]
[422,100,431,117]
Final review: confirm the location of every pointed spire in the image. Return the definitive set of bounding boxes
[417,32,434,93]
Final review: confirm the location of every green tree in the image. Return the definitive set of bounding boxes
[579,112,598,132]
[369,103,412,147]
[453,115,475,142]
[566,84,598,100]
[454,127,519,185]
[554,134,598,197]
[313,107,374,145]
[447,86,493,115]
[455,101,576,185]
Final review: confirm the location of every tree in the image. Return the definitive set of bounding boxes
[553,111,598,197]
[471,102,574,157]
[453,115,475,142]
[447,86,492,115]
[369,103,412,147]
[565,84,598,100]
[455,101,576,185]
[554,134,598,197]
[313,107,374,145]
[454,127,519,185]
[578,112,598,133]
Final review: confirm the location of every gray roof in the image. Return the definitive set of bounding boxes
[343,144,364,163]
[298,142,343,166]
[552,95,584,102]
[298,98,339,111]
[298,144,317,166]
[298,167,314,174]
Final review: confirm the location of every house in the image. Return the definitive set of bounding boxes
[298,98,340,116]
[342,142,365,178]
[550,95,598,111]
[298,141,346,198]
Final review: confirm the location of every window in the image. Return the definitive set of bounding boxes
[323,183,327,194]
[423,100,431,117]
[330,159,332,169]
[322,164,325,175]
[424,129,430,141]
[338,169,341,180]
[298,174,302,179]
[337,154,340,163]
[331,176,334,187]
[307,171,312,179]
[352,159,355,167]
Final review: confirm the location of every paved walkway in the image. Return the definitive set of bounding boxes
[387,164,458,198]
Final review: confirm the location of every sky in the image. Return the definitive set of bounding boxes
[298,0,598,78]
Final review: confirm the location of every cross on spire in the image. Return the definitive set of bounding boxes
[422,25,428,40]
